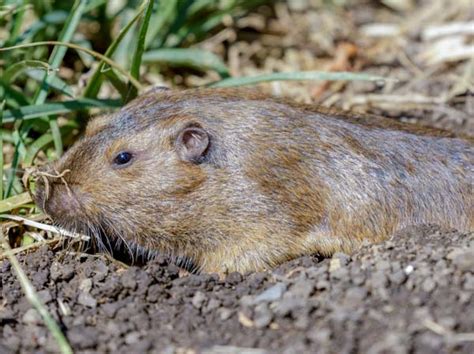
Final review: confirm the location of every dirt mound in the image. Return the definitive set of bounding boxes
[1,225,473,353]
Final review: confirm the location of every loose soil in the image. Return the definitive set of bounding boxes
[1,225,473,353]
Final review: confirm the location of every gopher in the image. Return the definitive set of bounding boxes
[33,88,473,273]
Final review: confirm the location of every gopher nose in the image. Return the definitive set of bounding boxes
[42,183,82,219]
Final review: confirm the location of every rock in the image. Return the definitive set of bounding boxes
[50,262,74,281]
[124,331,141,344]
[253,304,273,328]
[102,301,121,317]
[79,278,93,292]
[204,298,221,313]
[344,287,368,306]
[253,283,287,304]
[120,268,138,290]
[375,260,391,271]
[370,271,388,289]
[307,327,331,343]
[273,297,305,317]
[92,260,109,282]
[22,308,41,325]
[404,265,415,275]
[450,250,474,272]
[226,272,243,285]
[315,279,330,290]
[192,291,207,309]
[463,274,474,291]
[37,289,53,304]
[78,292,97,308]
[218,308,233,321]
[330,267,349,280]
[389,270,407,285]
[333,252,351,265]
[67,326,98,349]
[421,278,436,293]
[329,258,341,272]
[289,280,314,299]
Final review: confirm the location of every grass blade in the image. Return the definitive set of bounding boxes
[0,192,32,213]
[83,1,148,99]
[24,123,77,166]
[210,71,391,88]
[2,98,122,123]
[0,83,31,107]
[130,0,155,80]
[102,70,129,98]
[143,48,229,77]
[161,0,193,47]
[126,0,154,102]
[0,42,143,90]
[4,141,22,200]
[33,0,88,157]
[84,0,107,13]
[25,69,74,98]
[0,100,4,199]
[3,60,52,84]
[13,11,68,46]
[4,2,28,46]
[2,60,74,98]
[145,0,177,48]
[172,0,266,47]
[24,132,55,167]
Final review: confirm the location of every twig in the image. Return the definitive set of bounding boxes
[424,319,474,343]
[360,23,401,37]
[420,36,474,65]
[448,58,474,99]
[422,22,474,40]
[345,93,447,110]
[0,214,90,241]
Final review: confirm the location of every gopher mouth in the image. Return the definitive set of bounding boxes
[95,231,200,272]
[49,218,201,273]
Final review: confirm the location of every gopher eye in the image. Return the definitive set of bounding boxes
[113,151,133,166]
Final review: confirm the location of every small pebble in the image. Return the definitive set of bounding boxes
[22,308,41,325]
[253,283,287,304]
[78,292,97,308]
[124,331,141,344]
[79,278,93,292]
[421,278,436,293]
[192,291,207,309]
[404,265,414,275]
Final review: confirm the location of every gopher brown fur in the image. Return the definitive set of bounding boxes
[34,88,473,273]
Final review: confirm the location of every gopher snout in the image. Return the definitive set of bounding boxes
[32,168,83,221]
[41,184,82,220]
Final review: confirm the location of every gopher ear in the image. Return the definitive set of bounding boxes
[176,126,210,163]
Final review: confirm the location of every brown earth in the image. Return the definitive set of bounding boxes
[1,225,473,353]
